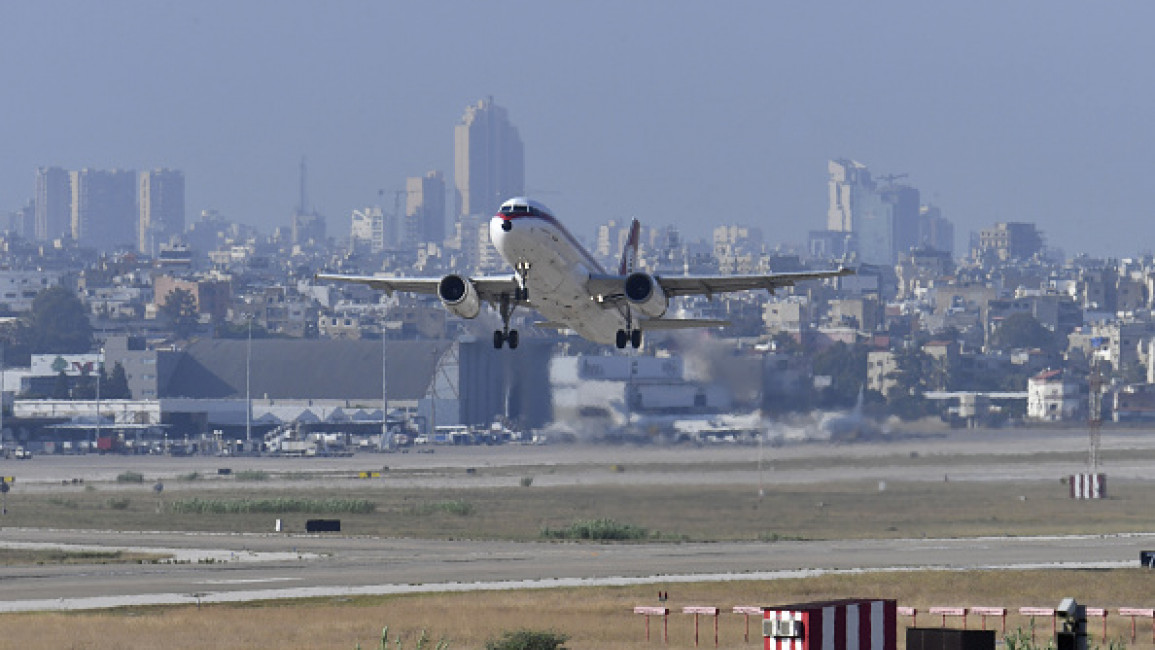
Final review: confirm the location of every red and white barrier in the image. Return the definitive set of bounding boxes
[1070,473,1107,499]
[763,599,896,650]
[897,606,917,627]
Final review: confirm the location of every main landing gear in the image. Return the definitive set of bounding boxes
[494,292,520,349]
[615,328,642,349]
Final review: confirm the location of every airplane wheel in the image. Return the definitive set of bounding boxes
[508,330,520,349]
[493,330,505,349]
[630,329,642,349]
[615,330,628,349]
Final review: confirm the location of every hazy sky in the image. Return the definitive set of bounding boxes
[2,1,1153,257]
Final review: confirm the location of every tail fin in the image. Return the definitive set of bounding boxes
[617,219,641,275]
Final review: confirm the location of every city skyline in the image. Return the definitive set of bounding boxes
[2,2,1154,257]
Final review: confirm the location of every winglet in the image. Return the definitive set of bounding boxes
[618,219,641,275]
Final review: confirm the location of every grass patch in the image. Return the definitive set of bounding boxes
[1,569,1149,648]
[541,518,649,541]
[116,471,144,484]
[233,470,269,481]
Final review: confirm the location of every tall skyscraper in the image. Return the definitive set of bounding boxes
[35,166,72,242]
[454,97,524,219]
[71,169,137,252]
[406,170,446,246]
[139,168,186,255]
[824,159,923,266]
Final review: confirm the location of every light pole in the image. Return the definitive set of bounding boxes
[94,348,104,450]
[246,316,252,450]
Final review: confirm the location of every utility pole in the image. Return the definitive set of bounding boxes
[246,316,252,449]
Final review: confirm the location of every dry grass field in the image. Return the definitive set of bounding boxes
[5,478,1155,542]
[0,569,1151,649]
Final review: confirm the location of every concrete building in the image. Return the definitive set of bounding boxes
[454,97,524,219]
[1027,369,1082,421]
[35,166,72,242]
[405,171,446,247]
[0,270,61,312]
[977,222,1044,262]
[70,169,137,252]
[138,169,185,255]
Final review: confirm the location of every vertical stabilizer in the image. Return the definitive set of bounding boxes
[618,219,641,275]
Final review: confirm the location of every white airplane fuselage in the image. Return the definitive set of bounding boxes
[489,211,627,344]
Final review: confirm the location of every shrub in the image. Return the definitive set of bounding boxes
[116,471,144,484]
[540,518,648,541]
[106,497,131,510]
[484,629,568,650]
[405,500,475,517]
[520,476,534,488]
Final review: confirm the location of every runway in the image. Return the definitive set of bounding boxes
[0,528,1146,612]
[1,428,1152,612]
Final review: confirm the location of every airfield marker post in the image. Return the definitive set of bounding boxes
[683,606,719,647]
[1019,607,1057,642]
[929,607,967,629]
[1118,608,1155,643]
[971,607,1007,634]
[1085,608,1107,641]
[733,606,761,643]
[634,606,669,644]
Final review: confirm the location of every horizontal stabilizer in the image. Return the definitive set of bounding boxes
[638,318,731,330]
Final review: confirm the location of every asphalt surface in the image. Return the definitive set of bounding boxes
[1,427,1152,611]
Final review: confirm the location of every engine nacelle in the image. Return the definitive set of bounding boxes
[438,274,482,319]
[624,272,668,318]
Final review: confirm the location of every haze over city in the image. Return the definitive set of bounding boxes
[2,1,1153,256]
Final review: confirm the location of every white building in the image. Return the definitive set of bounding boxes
[1027,369,1082,421]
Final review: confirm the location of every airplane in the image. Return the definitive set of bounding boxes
[316,197,854,350]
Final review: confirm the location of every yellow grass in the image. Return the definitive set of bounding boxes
[1,569,1153,649]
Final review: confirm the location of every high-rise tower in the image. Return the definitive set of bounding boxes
[406,170,447,246]
[139,168,186,255]
[35,167,72,242]
[454,97,524,219]
[71,169,137,252]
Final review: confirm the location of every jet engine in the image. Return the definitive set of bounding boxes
[624,272,668,318]
[438,274,482,319]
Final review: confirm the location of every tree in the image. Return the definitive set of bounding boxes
[990,312,1062,354]
[104,362,132,399]
[812,342,869,409]
[30,287,92,353]
[161,288,200,339]
[51,370,70,399]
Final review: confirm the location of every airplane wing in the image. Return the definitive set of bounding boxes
[315,272,521,302]
[587,267,855,301]
[654,267,856,298]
